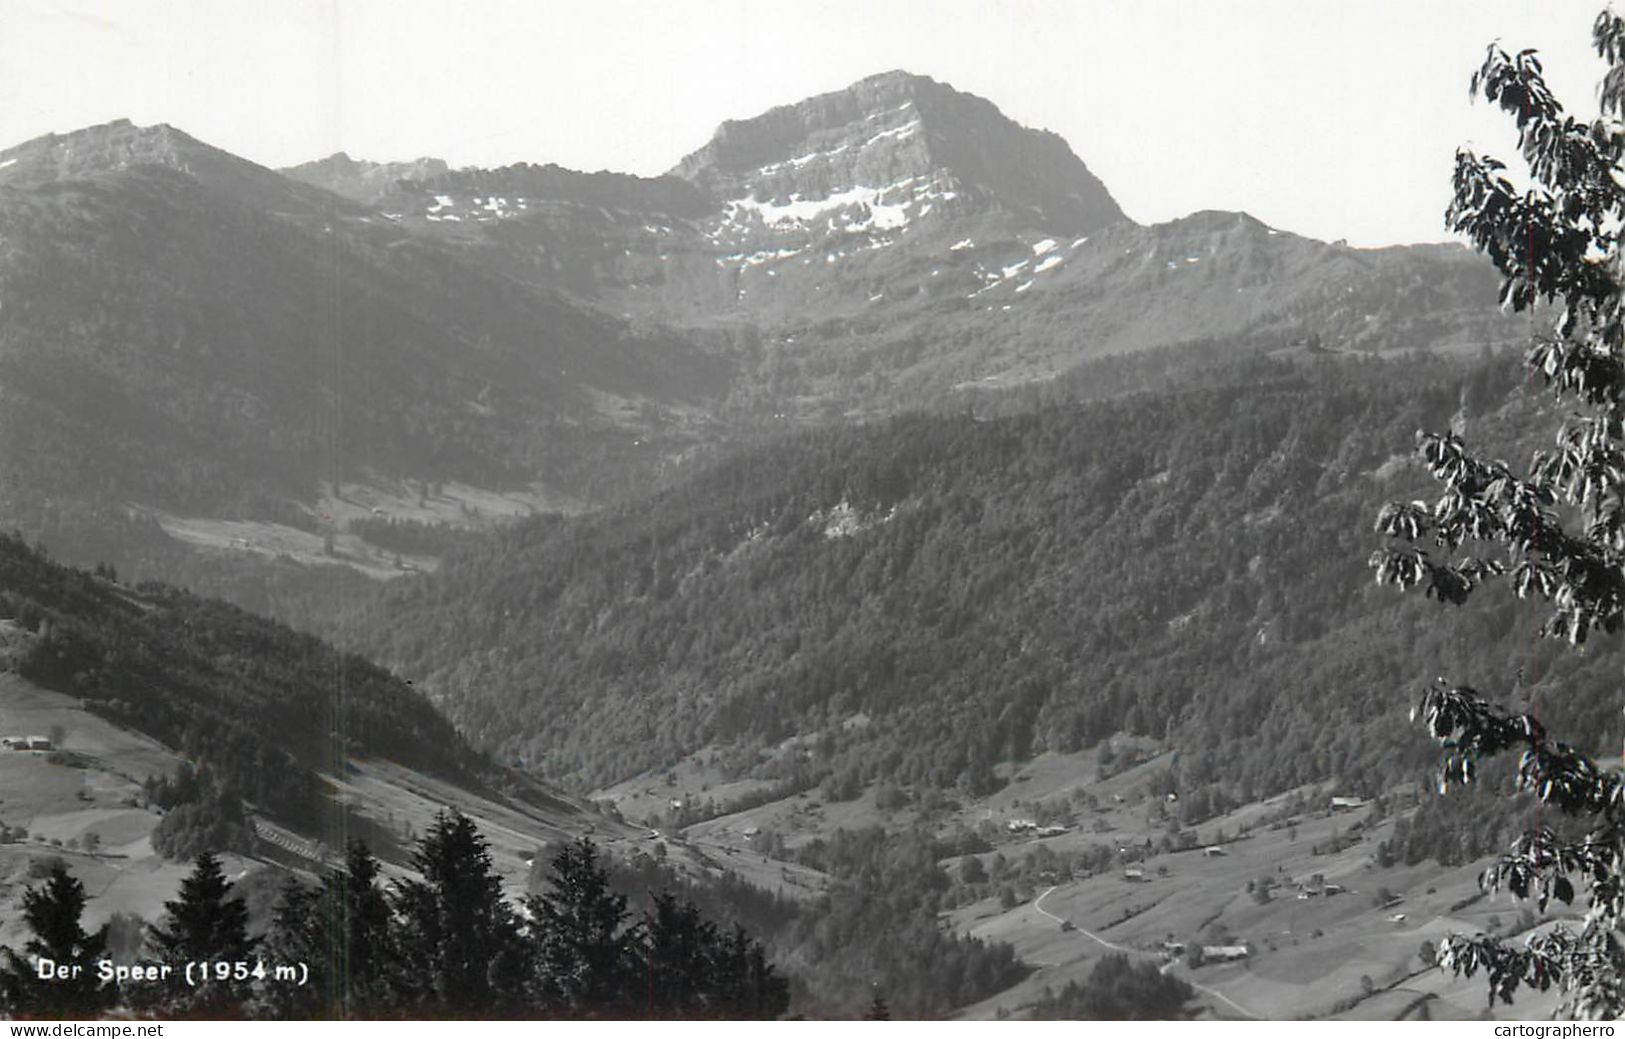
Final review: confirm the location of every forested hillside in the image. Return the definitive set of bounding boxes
[357,348,1620,812]
[0,531,492,830]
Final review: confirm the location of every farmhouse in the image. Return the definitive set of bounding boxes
[1201,945,1250,961]
[1330,796,1366,811]
[1203,845,1227,857]
[1123,868,1147,882]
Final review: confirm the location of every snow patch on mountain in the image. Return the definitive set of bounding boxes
[867,118,921,146]
[760,143,851,176]
[719,182,915,236]
[718,247,804,268]
[756,118,919,179]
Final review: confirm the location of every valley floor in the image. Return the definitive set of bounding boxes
[625,741,1567,1020]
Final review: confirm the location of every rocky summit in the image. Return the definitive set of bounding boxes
[283,69,1135,326]
[670,70,1125,236]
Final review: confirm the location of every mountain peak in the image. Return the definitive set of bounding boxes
[669,71,1125,235]
[280,151,451,205]
[0,118,366,219]
[0,118,199,173]
[850,68,940,93]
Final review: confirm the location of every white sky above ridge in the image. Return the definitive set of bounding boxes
[0,0,1611,246]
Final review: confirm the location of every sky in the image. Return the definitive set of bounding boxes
[0,0,1612,246]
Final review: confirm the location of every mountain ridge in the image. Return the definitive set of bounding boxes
[0,118,361,217]
[266,69,1509,410]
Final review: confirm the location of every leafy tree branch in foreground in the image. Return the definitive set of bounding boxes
[1374,7,1625,1019]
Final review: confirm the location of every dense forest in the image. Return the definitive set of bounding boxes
[601,827,1029,1018]
[355,347,1617,819]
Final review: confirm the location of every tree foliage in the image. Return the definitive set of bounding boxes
[262,842,396,1019]
[1027,953,1194,1020]
[144,852,257,1016]
[361,346,1560,806]
[0,819,788,1020]
[390,810,528,1016]
[1372,8,1625,1019]
[0,862,113,1018]
[523,836,639,1014]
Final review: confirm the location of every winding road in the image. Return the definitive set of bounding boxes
[1033,885,1260,1020]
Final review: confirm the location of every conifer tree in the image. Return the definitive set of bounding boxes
[263,839,399,1021]
[524,836,639,1016]
[261,879,325,1019]
[145,851,255,1016]
[641,892,707,1017]
[330,841,396,1013]
[392,810,526,1016]
[265,841,399,1019]
[1372,6,1625,1018]
[634,886,790,1019]
[707,922,789,1019]
[867,987,891,1020]
[0,862,112,1017]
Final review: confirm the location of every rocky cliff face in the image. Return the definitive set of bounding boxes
[671,70,1124,235]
